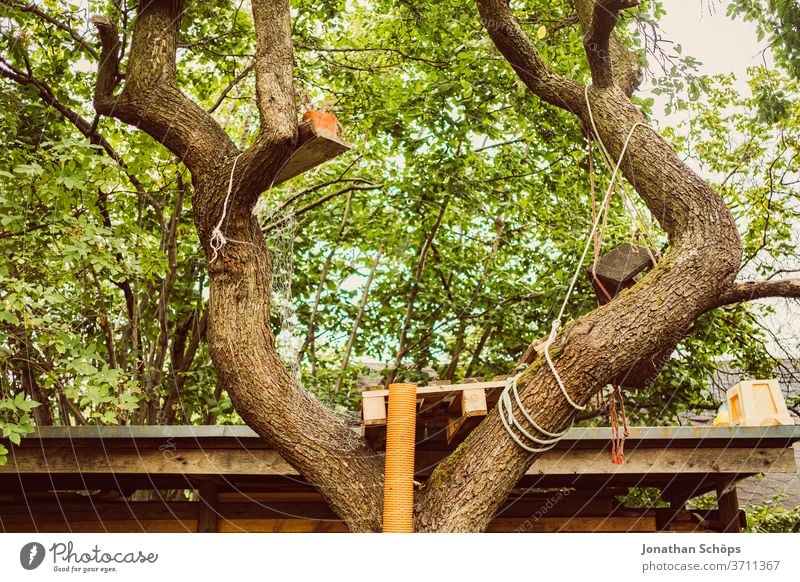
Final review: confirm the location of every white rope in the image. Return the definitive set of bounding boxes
[498,367,572,453]
[499,86,652,452]
[584,84,660,265]
[209,153,244,264]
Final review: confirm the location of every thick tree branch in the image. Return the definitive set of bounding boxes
[476,0,584,112]
[240,0,298,196]
[416,2,743,532]
[574,0,641,93]
[714,279,800,308]
[90,2,235,176]
[89,15,120,102]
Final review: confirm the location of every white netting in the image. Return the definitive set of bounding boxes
[265,209,303,389]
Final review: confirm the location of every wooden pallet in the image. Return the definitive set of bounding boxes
[271,121,351,187]
[361,379,506,445]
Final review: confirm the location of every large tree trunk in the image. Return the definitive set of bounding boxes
[196,176,385,531]
[415,3,742,531]
[91,0,385,532]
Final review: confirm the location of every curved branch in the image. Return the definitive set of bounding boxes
[90,3,235,176]
[476,0,584,112]
[575,0,641,92]
[416,1,743,532]
[715,279,800,308]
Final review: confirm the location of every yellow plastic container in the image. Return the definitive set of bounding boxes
[726,379,793,427]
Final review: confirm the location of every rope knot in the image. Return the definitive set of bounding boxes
[209,153,244,264]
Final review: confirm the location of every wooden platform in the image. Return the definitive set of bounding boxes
[1,425,798,533]
[361,379,506,445]
[271,121,351,187]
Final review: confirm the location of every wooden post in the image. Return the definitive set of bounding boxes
[655,500,686,532]
[197,480,219,533]
[716,479,742,533]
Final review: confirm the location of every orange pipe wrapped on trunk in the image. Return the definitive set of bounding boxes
[382,383,417,533]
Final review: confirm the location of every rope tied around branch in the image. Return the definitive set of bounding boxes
[498,89,653,456]
[209,152,245,264]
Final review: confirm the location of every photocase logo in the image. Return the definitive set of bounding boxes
[20,542,46,570]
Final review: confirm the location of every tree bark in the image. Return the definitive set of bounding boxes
[91,0,385,531]
[414,0,743,532]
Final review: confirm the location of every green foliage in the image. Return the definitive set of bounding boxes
[0,0,797,441]
[745,494,800,532]
[0,392,39,461]
[691,491,800,532]
[617,487,669,508]
[729,0,800,79]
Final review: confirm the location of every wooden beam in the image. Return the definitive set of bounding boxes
[2,446,298,475]
[526,446,795,476]
[5,443,792,481]
[487,515,656,533]
[4,520,198,533]
[219,519,348,533]
[271,122,351,187]
[364,380,503,400]
[445,388,488,444]
[447,387,488,416]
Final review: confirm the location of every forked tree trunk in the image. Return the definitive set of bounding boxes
[85,0,800,534]
[414,9,742,528]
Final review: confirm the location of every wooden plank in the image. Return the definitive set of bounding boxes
[0,501,197,522]
[3,442,794,480]
[11,424,800,448]
[527,446,795,476]
[0,500,340,524]
[2,520,197,533]
[217,492,325,503]
[445,389,488,444]
[487,515,656,533]
[448,387,488,416]
[363,380,504,399]
[2,446,299,476]
[271,123,351,187]
[494,497,615,518]
[218,519,348,533]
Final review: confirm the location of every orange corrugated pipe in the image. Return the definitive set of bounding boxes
[382,383,417,533]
